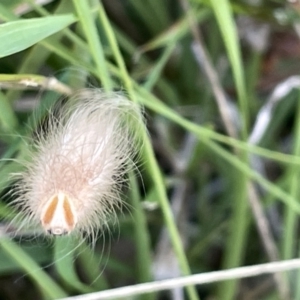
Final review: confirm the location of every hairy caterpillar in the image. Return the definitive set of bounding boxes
[11,89,144,237]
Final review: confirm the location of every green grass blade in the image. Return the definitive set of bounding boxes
[143,41,176,91]
[54,237,95,294]
[0,91,18,131]
[129,174,154,300]
[209,0,248,136]
[0,237,67,299]
[72,0,112,91]
[97,6,199,299]
[135,87,300,213]
[282,92,300,259]
[0,3,18,21]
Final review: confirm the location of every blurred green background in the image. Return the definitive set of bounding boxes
[1,0,300,299]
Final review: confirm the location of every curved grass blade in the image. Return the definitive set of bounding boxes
[0,237,67,299]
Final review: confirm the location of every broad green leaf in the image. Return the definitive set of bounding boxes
[0,14,76,58]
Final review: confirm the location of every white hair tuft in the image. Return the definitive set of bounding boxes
[11,89,144,237]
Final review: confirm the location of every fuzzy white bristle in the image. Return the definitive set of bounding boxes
[12,89,144,237]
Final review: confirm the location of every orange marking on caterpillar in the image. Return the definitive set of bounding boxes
[63,196,75,228]
[42,195,58,226]
[41,192,76,235]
